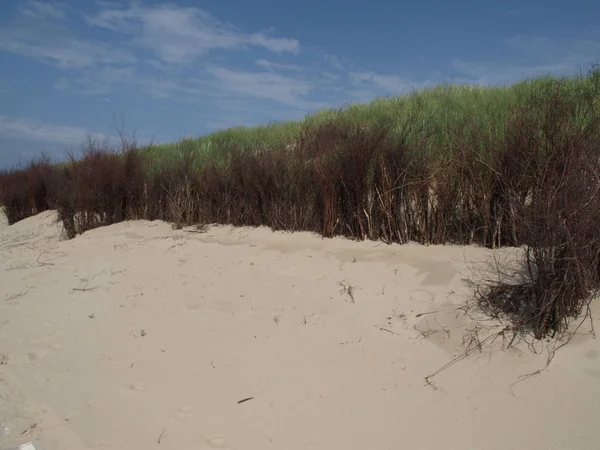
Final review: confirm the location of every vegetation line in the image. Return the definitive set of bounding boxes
[1,69,600,340]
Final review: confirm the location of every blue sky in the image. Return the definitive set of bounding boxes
[0,0,599,168]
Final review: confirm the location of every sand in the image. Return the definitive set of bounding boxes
[1,209,599,450]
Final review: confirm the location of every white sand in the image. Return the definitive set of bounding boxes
[1,210,599,450]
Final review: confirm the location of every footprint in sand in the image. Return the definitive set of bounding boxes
[29,332,64,345]
[27,343,61,362]
[28,351,46,361]
[205,436,228,448]
[120,382,146,396]
[186,302,203,311]
[86,399,103,409]
[174,405,195,420]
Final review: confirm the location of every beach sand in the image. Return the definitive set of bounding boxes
[1,210,598,449]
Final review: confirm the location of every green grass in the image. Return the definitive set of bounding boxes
[140,69,600,169]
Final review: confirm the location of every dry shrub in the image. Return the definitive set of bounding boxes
[297,121,389,238]
[54,139,147,238]
[477,83,600,338]
[0,169,29,224]
[294,119,504,246]
[0,155,57,224]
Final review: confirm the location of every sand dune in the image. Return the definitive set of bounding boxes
[1,210,599,450]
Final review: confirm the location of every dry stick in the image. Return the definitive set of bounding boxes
[508,306,595,395]
[71,287,100,293]
[157,429,167,444]
[237,397,254,404]
[5,288,29,301]
[379,327,402,337]
[415,311,438,318]
[424,329,508,388]
[339,281,358,303]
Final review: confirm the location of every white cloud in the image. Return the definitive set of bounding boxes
[0,32,136,68]
[255,59,303,72]
[0,3,136,69]
[134,75,216,100]
[504,35,600,57]
[454,36,600,85]
[72,66,136,94]
[53,77,70,90]
[0,116,102,144]
[203,67,326,109]
[324,53,345,71]
[320,72,340,82]
[87,4,299,63]
[452,60,578,85]
[18,0,67,21]
[348,71,433,98]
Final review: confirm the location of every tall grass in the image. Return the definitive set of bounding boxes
[1,69,599,339]
[141,71,600,170]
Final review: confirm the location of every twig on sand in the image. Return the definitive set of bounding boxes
[339,280,359,303]
[71,287,99,293]
[424,377,446,394]
[5,287,29,301]
[415,311,438,318]
[508,306,595,396]
[424,328,509,390]
[237,397,254,404]
[20,423,37,436]
[379,327,402,337]
[157,429,167,444]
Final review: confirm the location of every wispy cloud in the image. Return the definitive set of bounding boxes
[454,36,600,85]
[0,33,136,69]
[86,3,299,63]
[347,71,434,101]
[18,0,67,21]
[453,60,577,85]
[70,66,136,94]
[0,1,136,69]
[0,116,102,144]
[53,77,70,90]
[504,35,600,65]
[324,53,345,71]
[1,1,402,112]
[202,66,324,109]
[255,59,303,72]
[136,76,209,100]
